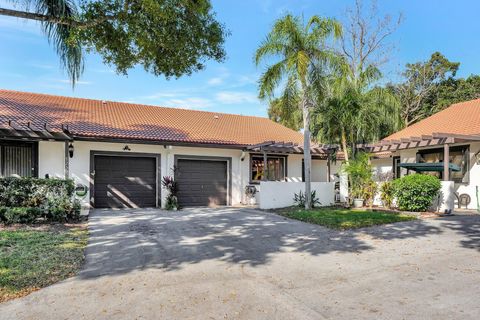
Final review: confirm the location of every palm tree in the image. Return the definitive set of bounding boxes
[1,0,83,85]
[255,14,342,209]
[312,64,400,163]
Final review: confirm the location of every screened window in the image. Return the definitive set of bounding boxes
[250,155,286,182]
[393,156,401,179]
[0,141,37,177]
[416,145,469,183]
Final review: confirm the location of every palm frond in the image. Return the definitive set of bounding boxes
[35,0,84,85]
[258,59,287,100]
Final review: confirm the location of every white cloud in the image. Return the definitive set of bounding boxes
[207,77,224,86]
[163,97,213,109]
[30,63,55,70]
[57,79,92,85]
[215,91,258,104]
[143,92,180,100]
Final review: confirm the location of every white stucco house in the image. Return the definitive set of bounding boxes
[370,98,480,212]
[0,89,342,210]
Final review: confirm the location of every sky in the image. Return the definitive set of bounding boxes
[0,0,479,117]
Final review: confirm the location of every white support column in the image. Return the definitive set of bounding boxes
[444,143,450,181]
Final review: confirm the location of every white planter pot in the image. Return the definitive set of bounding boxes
[353,199,364,208]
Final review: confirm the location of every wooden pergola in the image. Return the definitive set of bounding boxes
[245,141,337,182]
[367,132,480,181]
[0,120,73,141]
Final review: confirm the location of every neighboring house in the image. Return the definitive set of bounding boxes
[0,89,340,209]
[370,99,480,211]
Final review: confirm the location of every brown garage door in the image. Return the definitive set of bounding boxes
[175,159,228,207]
[94,155,157,208]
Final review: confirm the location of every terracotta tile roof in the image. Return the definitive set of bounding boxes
[0,89,305,147]
[384,98,480,141]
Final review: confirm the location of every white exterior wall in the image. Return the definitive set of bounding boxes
[259,182,335,209]
[38,141,65,179]
[286,154,303,182]
[37,140,334,209]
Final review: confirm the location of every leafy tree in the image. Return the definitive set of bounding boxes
[425,75,480,114]
[394,52,460,126]
[0,0,227,85]
[255,14,341,209]
[267,97,302,131]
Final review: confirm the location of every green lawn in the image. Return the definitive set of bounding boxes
[275,207,416,230]
[0,225,88,302]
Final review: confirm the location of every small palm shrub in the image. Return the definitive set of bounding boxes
[392,174,441,212]
[294,190,321,208]
[343,152,374,202]
[380,181,394,209]
[161,176,179,210]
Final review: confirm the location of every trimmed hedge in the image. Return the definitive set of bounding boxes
[392,174,441,212]
[0,177,80,224]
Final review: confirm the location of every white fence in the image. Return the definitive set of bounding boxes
[259,182,335,209]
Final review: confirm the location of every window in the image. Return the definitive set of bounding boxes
[392,156,401,179]
[0,141,37,177]
[416,145,469,183]
[250,155,286,182]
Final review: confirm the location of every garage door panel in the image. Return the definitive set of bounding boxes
[176,159,228,207]
[94,155,157,208]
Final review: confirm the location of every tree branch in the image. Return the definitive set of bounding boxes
[0,7,113,29]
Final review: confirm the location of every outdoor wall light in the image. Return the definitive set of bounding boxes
[123,145,131,151]
[68,143,74,158]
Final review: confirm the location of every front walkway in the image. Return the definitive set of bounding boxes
[1,207,480,319]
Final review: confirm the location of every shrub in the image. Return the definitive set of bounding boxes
[1,207,42,224]
[392,174,441,212]
[343,152,374,201]
[294,190,321,208]
[0,177,79,223]
[161,176,179,210]
[380,181,394,209]
[363,180,378,208]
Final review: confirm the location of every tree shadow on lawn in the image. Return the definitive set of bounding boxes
[79,208,444,278]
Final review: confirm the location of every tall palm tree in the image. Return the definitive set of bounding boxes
[255,14,341,209]
[313,64,400,163]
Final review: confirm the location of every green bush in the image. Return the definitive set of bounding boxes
[0,177,79,223]
[392,174,441,212]
[1,207,42,224]
[380,181,395,209]
[343,152,374,201]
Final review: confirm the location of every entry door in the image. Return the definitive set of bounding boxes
[175,159,228,207]
[94,155,157,208]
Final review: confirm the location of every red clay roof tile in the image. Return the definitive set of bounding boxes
[384,99,480,141]
[0,89,305,147]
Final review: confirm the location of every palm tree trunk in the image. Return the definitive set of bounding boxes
[341,128,349,164]
[303,101,312,210]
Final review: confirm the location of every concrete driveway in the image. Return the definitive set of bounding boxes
[1,207,480,319]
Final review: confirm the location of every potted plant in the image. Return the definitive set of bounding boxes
[343,152,374,208]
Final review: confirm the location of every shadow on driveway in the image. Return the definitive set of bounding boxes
[79,207,456,278]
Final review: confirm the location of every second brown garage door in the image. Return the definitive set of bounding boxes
[175,159,228,207]
[93,155,157,208]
